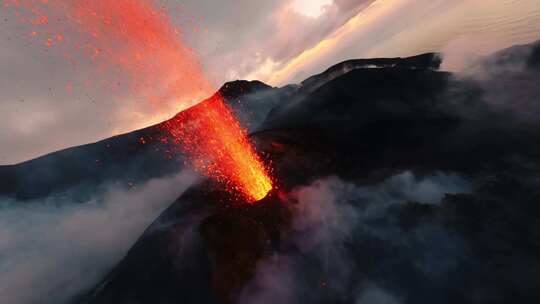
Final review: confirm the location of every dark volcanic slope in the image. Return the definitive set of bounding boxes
[300,52,442,93]
[82,45,540,304]
[0,54,441,201]
[0,80,277,201]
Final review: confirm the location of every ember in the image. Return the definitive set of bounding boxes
[6,0,273,201]
[165,94,273,201]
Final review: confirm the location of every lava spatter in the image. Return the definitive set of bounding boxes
[164,93,273,202]
[5,0,273,201]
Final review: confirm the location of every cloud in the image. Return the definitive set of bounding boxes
[0,18,124,164]
[0,169,199,304]
[2,0,540,165]
[238,171,471,304]
[263,0,540,85]
[0,0,373,164]
[237,255,297,304]
[174,0,374,85]
[357,171,472,205]
[355,283,401,304]
[451,40,540,122]
[0,0,215,165]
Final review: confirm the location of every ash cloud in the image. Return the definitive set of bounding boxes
[0,170,199,304]
[239,171,471,304]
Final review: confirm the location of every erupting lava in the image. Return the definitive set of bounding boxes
[165,94,273,201]
[5,0,273,201]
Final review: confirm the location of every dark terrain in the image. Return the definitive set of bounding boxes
[2,42,540,304]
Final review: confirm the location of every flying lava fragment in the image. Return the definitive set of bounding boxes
[164,94,273,201]
[4,0,273,201]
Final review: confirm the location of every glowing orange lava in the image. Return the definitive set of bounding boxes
[165,94,273,201]
[5,0,273,201]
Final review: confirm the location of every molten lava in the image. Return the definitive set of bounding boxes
[5,0,273,201]
[165,94,273,201]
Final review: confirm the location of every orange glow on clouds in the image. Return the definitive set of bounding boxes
[4,0,213,102]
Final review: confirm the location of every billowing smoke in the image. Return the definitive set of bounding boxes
[0,170,199,304]
[451,39,540,121]
[239,171,471,304]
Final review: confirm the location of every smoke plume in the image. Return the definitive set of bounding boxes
[239,171,471,304]
[0,170,199,304]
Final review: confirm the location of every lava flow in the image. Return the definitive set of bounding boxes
[5,0,273,201]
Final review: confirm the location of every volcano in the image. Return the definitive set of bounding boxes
[2,42,540,304]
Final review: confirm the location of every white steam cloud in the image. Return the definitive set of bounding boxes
[0,170,199,304]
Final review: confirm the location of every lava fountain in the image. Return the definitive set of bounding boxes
[5,0,273,201]
[164,94,273,201]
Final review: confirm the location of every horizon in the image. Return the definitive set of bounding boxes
[2,0,540,164]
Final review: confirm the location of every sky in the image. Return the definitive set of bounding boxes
[1,0,540,164]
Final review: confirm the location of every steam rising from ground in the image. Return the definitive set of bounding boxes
[458,41,540,122]
[239,171,471,304]
[0,170,199,304]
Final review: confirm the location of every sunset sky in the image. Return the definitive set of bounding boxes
[1,0,540,164]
